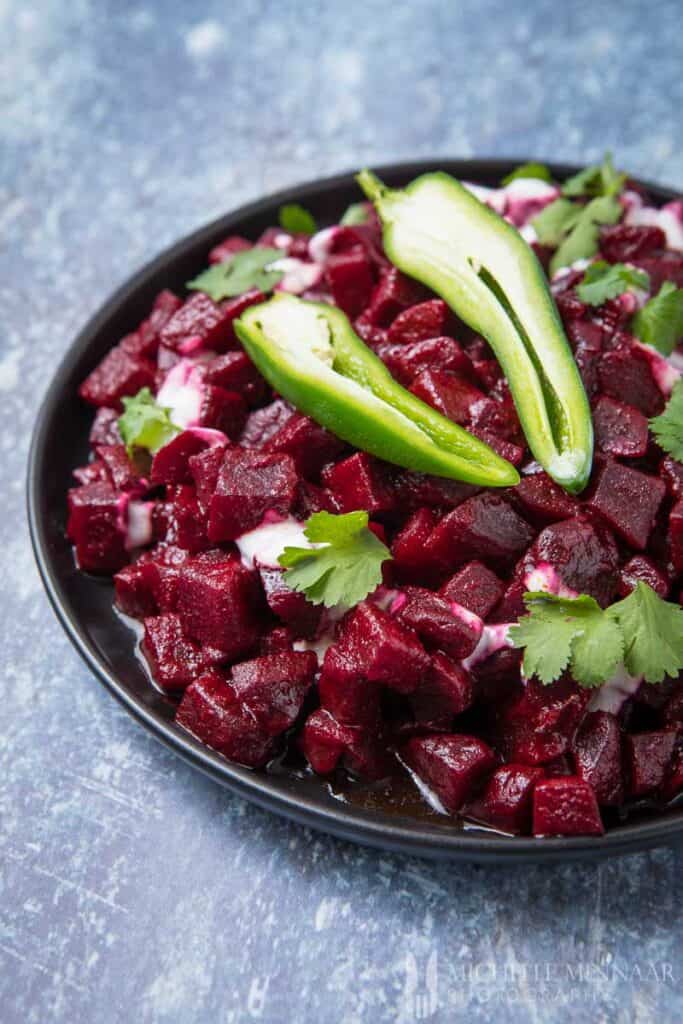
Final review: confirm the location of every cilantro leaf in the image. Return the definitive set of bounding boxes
[509,592,623,687]
[502,162,552,185]
[278,510,391,609]
[649,379,683,462]
[531,198,581,247]
[118,387,180,456]
[187,247,284,301]
[607,582,683,683]
[549,195,622,275]
[562,153,626,198]
[631,281,683,355]
[340,202,370,226]
[278,203,317,235]
[577,260,650,306]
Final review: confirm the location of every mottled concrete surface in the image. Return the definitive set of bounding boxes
[2,1,683,1021]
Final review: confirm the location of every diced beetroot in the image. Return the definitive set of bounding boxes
[79,345,155,410]
[153,485,209,553]
[387,300,449,346]
[300,709,390,779]
[411,652,473,729]
[89,407,122,446]
[632,253,683,292]
[176,670,274,767]
[543,754,574,777]
[113,561,159,618]
[318,644,380,727]
[208,449,298,542]
[600,223,666,262]
[258,566,322,638]
[141,613,207,691]
[391,508,438,580]
[662,686,683,729]
[402,734,497,813]
[471,357,504,391]
[661,456,683,499]
[381,336,473,386]
[466,764,544,834]
[669,499,683,573]
[660,747,683,802]
[265,413,345,479]
[624,730,677,796]
[160,291,263,354]
[497,678,591,766]
[195,385,246,439]
[618,555,670,599]
[139,545,190,612]
[392,471,479,511]
[151,430,223,486]
[322,453,395,514]
[397,586,481,660]
[472,647,523,704]
[258,626,295,656]
[294,480,337,518]
[135,290,183,357]
[571,711,624,806]
[488,578,526,623]
[229,651,317,735]
[514,471,580,524]
[426,493,534,572]
[67,482,128,573]
[73,460,109,486]
[593,396,649,459]
[588,460,665,550]
[410,369,488,426]
[598,345,665,417]
[325,247,375,317]
[339,602,431,693]
[208,235,252,264]
[555,288,588,322]
[189,445,229,508]
[96,444,148,492]
[175,556,260,658]
[201,351,268,407]
[240,399,293,448]
[364,268,427,327]
[439,561,504,620]
[532,777,604,836]
[520,517,619,607]
[468,428,525,468]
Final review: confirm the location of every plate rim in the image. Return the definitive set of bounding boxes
[27,157,683,862]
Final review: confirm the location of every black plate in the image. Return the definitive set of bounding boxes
[27,159,683,862]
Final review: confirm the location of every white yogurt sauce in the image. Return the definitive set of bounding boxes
[588,664,642,714]
[235,516,313,569]
[271,257,323,295]
[156,359,205,428]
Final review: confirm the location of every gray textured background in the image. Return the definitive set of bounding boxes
[2,1,683,1021]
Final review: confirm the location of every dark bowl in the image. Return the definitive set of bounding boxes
[27,158,683,862]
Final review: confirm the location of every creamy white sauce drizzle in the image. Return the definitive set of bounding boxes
[156,358,205,428]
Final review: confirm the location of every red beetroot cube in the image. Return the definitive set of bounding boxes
[196,385,246,439]
[364,267,427,327]
[392,471,479,511]
[625,730,677,797]
[402,734,497,813]
[514,471,579,524]
[73,461,109,486]
[318,643,381,727]
[410,369,488,426]
[176,670,273,767]
[175,556,260,658]
[240,399,293,448]
[598,345,665,417]
[97,444,148,492]
[618,555,670,599]
[208,449,298,542]
[340,602,431,693]
[381,336,473,386]
[322,453,395,514]
[410,652,473,729]
[439,561,504,620]
[79,344,155,410]
[532,777,604,836]
[140,545,190,612]
[661,456,683,499]
[160,291,259,354]
[151,430,224,486]
[189,445,229,508]
[632,253,683,292]
[588,460,665,550]
[387,299,449,345]
[466,764,544,834]
[266,413,345,479]
[498,678,591,766]
[89,407,122,446]
[114,561,159,618]
[229,651,317,735]
[468,428,525,468]
[670,499,683,573]
[141,613,207,691]
[259,566,322,638]
[571,711,624,806]
[391,508,438,580]
[660,747,683,802]
[520,517,619,607]
[300,709,390,779]
[426,493,534,572]
[201,351,267,407]
[397,586,481,660]
[600,224,666,262]
[592,396,649,458]
[135,290,183,357]
[208,235,252,264]
[326,247,375,317]
[67,482,128,573]
[258,626,295,656]
[153,485,209,553]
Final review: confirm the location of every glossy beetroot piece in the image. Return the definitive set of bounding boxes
[624,731,677,797]
[175,555,261,658]
[141,613,208,692]
[532,777,604,837]
[571,711,624,806]
[67,482,128,573]
[208,449,298,541]
[402,734,497,813]
[466,764,544,834]
[588,460,665,550]
[520,518,619,607]
[426,493,534,572]
[176,670,273,767]
[229,651,317,735]
[439,561,504,620]
[397,586,481,660]
[592,396,649,459]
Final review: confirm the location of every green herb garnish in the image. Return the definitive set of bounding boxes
[278,203,317,235]
[562,152,626,199]
[118,387,180,456]
[533,195,623,275]
[187,247,284,301]
[632,281,683,355]
[278,510,391,609]
[502,162,552,185]
[340,202,370,226]
[650,379,683,462]
[577,261,649,306]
